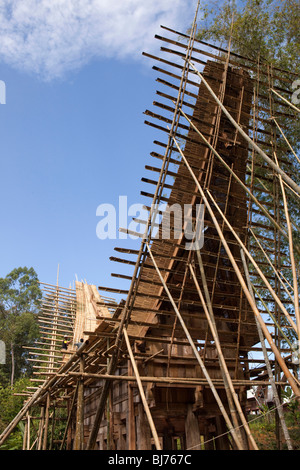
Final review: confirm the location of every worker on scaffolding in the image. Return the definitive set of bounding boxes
[62,336,71,351]
[61,336,71,362]
[74,338,84,349]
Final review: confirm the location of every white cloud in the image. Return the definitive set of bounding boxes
[0,0,196,80]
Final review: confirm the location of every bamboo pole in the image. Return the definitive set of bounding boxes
[206,188,298,334]
[86,12,201,451]
[194,248,245,445]
[22,415,28,450]
[127,360,136,450]
[123,328,161,450]
[274,151,300,344]
[27,413,31,450]
[240,248,293,450]
[42,393,50,450]
[146,241,245,450]
[177,106,299,254]
[188,60,300,196]
[270,88,300,113]
[271,117,300,166]
[251,283,292,347]
[37,406,45,450]
[171,132,297,333]
[49,402,56,450]
[189,261,258,450]
[55,371,286,387]
[74,355,85,450]
[0,340,90,447]
[60,383,79,450]
[249,228,294,303]
[172,135,300,396]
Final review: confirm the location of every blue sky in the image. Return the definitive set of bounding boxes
[0,1,197,299]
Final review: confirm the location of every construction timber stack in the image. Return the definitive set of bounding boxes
[1,15,299,451]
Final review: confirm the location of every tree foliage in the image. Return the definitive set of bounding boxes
[196,0,300,150]
[194,0,300,346]
[196,0,299,70]
[0,267,42,386]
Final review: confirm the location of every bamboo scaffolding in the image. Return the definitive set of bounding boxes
[189,260,258,449]
[273,151,300,342]
[187,60,300,196]
[172,134,300,396]
[73,355,85,450]
[240,249,293,450]
[123,327,161,450]
[206,189,298,333]
[2,16,299,452]
[86,12,202,451]
[176,106,295,250]
[145,242,246,450]
[270,88,300,113]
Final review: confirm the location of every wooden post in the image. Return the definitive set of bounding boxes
[123,327,161,450]
[146,242,245,450]
[60,383,79,450]
[22,416,28,450]
[127,360,136,450]
[26,412,31,450]
[73,355,85,450]
[136,403,152,450]
[42,393,50,450]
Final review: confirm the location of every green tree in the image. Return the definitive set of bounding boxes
[0,377,31,449]
[0,267,42,386]
[195,0,300,148]
[194,0,300,305]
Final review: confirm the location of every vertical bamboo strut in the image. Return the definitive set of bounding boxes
[86,8,202,450]
[42,393,50,450]
[187,60,300,196]
[74,355,85,450]
[206,188,298,334]
[189,260,258,450]
[60,383,79,450]
[270,88,300,113]
[49,402,56,450]
[145,241,245,451]
[27,412,31,450]
[271,117,300,165]
[177,106,293,250]
[240,249,293,450]
[123,328,161,450]
[172,135,300,396]
[37,406,45,450]
[249,228,294,303]
[195,239,243,441]
[22,415,28,450]
[273,151,300,343]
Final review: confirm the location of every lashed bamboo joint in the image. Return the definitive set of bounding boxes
[1,16,299,451]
